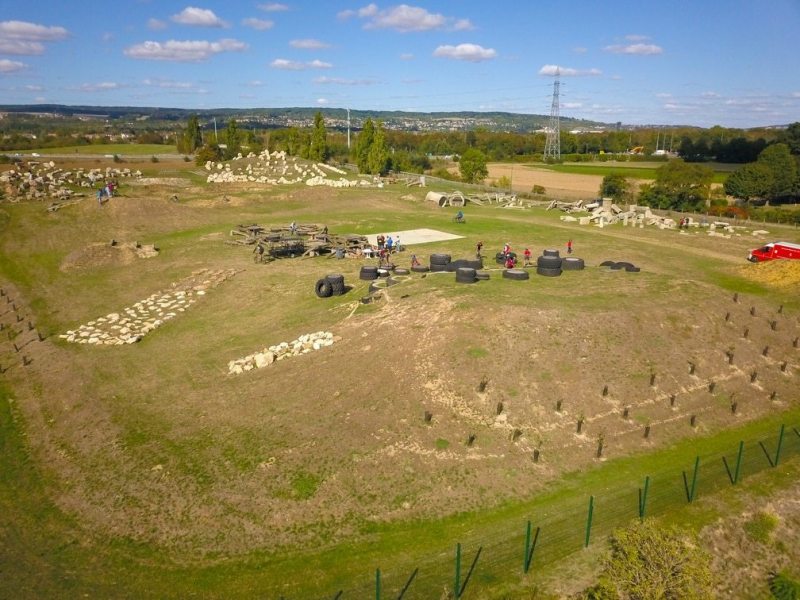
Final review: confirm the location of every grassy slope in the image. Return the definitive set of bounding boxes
[23,144,179,155]
[535,162,730,184]
[1,175,799,597]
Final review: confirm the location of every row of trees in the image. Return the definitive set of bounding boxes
[723,143,799,202]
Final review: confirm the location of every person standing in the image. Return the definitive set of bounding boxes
[476,240,483,258]
[505,254,516,269]
[567,239,573,254]
[523,248,532,267]
[386,236,394,253]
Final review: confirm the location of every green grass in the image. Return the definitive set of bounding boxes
[24,143,179,155]
[743,511,779,544]
[535,163,730,184]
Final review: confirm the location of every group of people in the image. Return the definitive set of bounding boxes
[96,181,118,206]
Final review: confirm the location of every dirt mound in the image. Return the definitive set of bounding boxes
[739,259,800,288]
[60,242,157,271]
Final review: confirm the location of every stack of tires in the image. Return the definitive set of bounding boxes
[446,258,483,272]
[537,249,562,277]
[502,268,529,280]
[430,253,451,272]
[496,251,517,264]
[315,273,347,298]
[561,257,585,271]
[455,267,477,284]
[359,265,378,281]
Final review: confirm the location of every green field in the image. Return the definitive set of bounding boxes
[536,162,730,184]
[23,143,179,156]
[1,159,799,598]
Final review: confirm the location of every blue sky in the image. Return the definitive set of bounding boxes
[0,0,798,128]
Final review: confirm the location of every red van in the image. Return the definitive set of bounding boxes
[748,241,800,262]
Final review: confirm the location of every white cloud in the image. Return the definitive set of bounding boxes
[142,78,193,89]
[290,38,330,49]
[340,4,473,32]
[258,2,289,11]
[0,59,26,73]
[655,92,672,98]
[562,102,583,109]
[242,17,274,30]
[0,40,45,55]
[0,20,68,41]
[316,98,330,105]
[538,64,602,77]
[148,18,167,30]
[701,91,719,98]
[399,52,413,60]
[604,43,663,55]
[171,7,228,28]
[625,34,649,42]
[77,82,122,92]
[247,80,265,87]
[792,92,800,98]
[314,76,378,85]
[24,84,43,91]
[270,58,332,70]
[0,20,69,55]
[433,43,496,62]
[124,38,247,61]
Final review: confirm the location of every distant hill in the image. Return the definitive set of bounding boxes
[0,104,609,133]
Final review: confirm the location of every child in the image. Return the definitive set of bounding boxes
[567,239,573,254]
[523,248,532,266]
[410,253,420,267]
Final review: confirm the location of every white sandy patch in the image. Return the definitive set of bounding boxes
[366,228,463,246]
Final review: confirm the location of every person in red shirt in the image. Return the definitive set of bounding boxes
[567,239,573,254]
[505,255,515,269]
[523,248,532,266]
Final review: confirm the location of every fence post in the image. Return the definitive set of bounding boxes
[584,495,594,548]
[523,521,540,573]
[454,543,461,599]
[774,424,785,466]
[375,568,381,600]
[638,475,650,520]
[682,456,700,503]
[723,441,744,485]
[397,568,418,600]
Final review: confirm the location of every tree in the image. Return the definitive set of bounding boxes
[367,121,390,175]
[757,143,798,199]
[181,114,202,153]
[638,159,713,211]
[724,162,774,201]
[459,148,488,183]
[778,121,800,155]
[222,119,241,160]
[584,520,714,600]
[600,173,631,203]
[355,118,375,173]
[194,143,222,166]
[308,111,329,162]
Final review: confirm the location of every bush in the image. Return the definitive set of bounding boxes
[744,511,779,543]
[532,185,546,195]
[112,154,122,163]
[495,175,512,189]
[585,520,714,599]
[150,155,159,163]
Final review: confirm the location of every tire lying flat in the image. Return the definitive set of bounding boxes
[561,257,585,270]
[502,268,530,280]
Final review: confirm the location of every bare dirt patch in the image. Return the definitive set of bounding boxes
[60,241,158,271]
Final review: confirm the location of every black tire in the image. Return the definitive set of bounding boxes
[615,262,635,269]
[475,272,490,280]
[609,262,625,270]
[599,260,616,267]
[359,271,378,281]
[625,266,641,273]
[495,252,505,261]
[536,266,562,277]
[315,278,334,298]
[446,259,469,272]
[455,267,477,283]
[377,269,391,277]
[466,259,484,270]
[430,263,449,272]
[430,253,451,265]
[496,257,505,264]
[543,248,560,258]
[394,268,410,275]
[361,265,378,274]
[411,265,430,273]
[360,295,373,304]
[537,255,562,269]
[561,257,585,271]
[503,268,530,280]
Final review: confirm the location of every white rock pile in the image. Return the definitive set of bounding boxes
[205,150,371,187]
[59,268,237,346]
[227,331,337,375]
[0,160,141,202]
